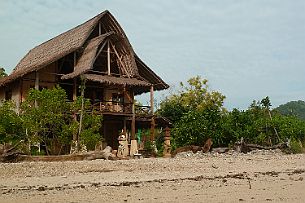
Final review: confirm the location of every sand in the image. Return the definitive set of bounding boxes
[0,150,305,203]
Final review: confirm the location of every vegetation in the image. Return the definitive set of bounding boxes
[0,101,23,144]
[0,86,103,155]
[158,76,305,153]
[0,67,7,78]
[158,76,226,148]
[1,74,305,155]
[275,100,305,120]
[71,96,102,151]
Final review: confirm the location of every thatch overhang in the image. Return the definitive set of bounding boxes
[83,74,151,94]
[135,54,169,91]
[61,32,137,80]
[61,33,113,80]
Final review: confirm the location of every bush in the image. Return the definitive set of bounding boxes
[0,101,23,144]
[20,86,103,154]
[158,76,226,148]
[289,139,304,154]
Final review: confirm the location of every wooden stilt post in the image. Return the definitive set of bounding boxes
[131,93,135,140]
[77,76,86,152]
[33,71,39,154]
[150,117,155,142]
[71,52,78,153]
[35,71,39,90]
[17,79,23,114]
[20,78,23,103]
[123,118,127,135]
[130,91,137,156]
[73,79,77,101]
[150,85,155,141]
[73,52,77,101]
[150,85,154,115]
[123,87,127,135]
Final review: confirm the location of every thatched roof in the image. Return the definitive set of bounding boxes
[0,11,109,87]
[61,33,112,80]
[83,74,151,87]
[0,10,169,92]
[135,55,170,91]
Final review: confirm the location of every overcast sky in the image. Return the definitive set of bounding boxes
[0,0,304,109]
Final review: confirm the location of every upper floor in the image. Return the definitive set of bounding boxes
[0,10,168,115]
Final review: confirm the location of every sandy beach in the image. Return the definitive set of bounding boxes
[1,151,305,203]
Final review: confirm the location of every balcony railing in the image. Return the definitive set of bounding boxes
[92,101,151,115]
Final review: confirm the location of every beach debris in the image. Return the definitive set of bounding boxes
[171,138,213,157]
[0,141,24,163]
[86,146,116,160]
[235,137,290,153]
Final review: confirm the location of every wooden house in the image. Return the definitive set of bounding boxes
[0,10,170,153]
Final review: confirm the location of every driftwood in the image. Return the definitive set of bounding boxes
[86,146,116,160]
[1,145,117,163]
[171,138,213,157]
[0,141,25,163]
[212,147,230,153]
[235,137,289,153]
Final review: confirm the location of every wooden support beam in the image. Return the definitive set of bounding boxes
[73,79,77,101]
[131,91,136,140]
[123,118,127,135]
[20,78,23,103]
[150,117,155,142]
[16,79,22,114]
[35,71,39,90]
[35,71,39,108]
[98,22,102,35]
[110,41,130,78]
[150,85,154,115]
[107,41,111,75]
[93,41,107,62]
[73,52,77,70]
[123,86,126,112]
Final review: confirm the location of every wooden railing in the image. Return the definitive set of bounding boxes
[92,101,151,115]
[135,105,151,115]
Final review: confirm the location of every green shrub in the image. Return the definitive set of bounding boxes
[289,139,304,154]
[0,101,23,144]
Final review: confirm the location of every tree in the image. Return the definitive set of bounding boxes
[158,76,226,148]
[158,76,226,123]
[178,76,226,112]
[0,101,23,144]
[21,86,72,154]
[71,96,103,151]
[275,100,305,120]
[173,108,224,147]
[0,67,7,78]
[21,86,103,154]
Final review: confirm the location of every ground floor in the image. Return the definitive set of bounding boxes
[102,114,171,157]
[1,152,304,202]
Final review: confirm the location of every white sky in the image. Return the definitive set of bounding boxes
[0,0,304,109]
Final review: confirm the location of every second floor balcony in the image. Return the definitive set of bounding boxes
[92,100,151,116]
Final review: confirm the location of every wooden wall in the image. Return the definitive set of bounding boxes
[20,62,57,102]
[0,87,4,102]
[0,62,57,108]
